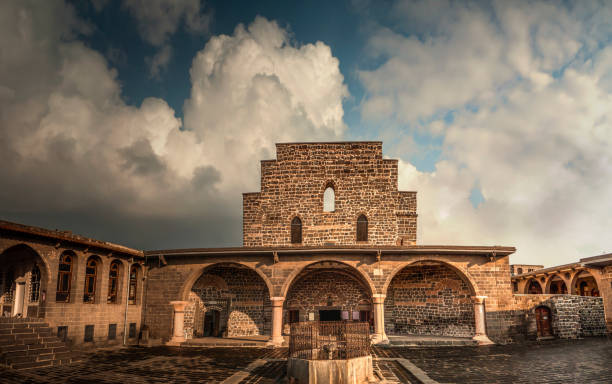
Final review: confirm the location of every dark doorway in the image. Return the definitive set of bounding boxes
[204,310,220,337]
[535,306,552,337]
[319,310,341,321]
[288,310,299,323]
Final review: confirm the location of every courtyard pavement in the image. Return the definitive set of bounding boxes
[0,337,610,383]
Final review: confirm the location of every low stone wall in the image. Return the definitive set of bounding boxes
[485,294,606,343]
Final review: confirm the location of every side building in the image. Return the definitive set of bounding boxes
[511,254,612,337]
[0,221,145,347]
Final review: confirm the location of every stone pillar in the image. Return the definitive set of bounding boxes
[472,296,493,345]
[372,294,388,344]
[12,278,26,317]
[268,297,285,347]
[169,301,189,345]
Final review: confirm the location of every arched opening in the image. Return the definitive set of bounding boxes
[323,185,335,212]
[284,261,373,333]
[29,266,41,303]
[291,216,302,244]
[83,256,100,303]
[571,271,599,296]
[385,261,475,337]
[184,263,272,339]
[526,279,543,294]
[128,264,140,305]
[0,244,48,317]
[56,251,76,303]
[356,214,368,242]
[535,306,553,338]
[547,275,567,294]
[107,260,122,304]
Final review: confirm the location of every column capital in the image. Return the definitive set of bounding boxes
[372,294,386,304]
[471,296,487,304]
[170,300,189,311]
[270,297,285,306]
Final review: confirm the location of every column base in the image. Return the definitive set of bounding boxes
[167,336,185,346]
[472,334,494,345]
[266,336,285,347]
[371,334,389,345]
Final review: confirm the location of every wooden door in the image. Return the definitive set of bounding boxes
[535,306,552,337]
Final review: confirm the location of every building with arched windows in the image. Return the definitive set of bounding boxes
[1,141,610,368]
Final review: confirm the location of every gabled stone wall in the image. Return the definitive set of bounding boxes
[243,142,417,247]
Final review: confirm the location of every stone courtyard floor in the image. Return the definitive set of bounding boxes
[0,337,610,383]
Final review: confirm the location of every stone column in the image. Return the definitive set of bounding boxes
[169,301,189,345]
[268,297,285,347]
[472,296,493,345]
[12,278,26,317]
[372,294,388,344]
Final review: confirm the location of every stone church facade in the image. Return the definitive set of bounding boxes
[144,142,515,346]
[1,141,609,353]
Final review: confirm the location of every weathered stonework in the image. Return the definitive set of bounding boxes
[184,265,271,338]
[243,142,417,247]
[285,267,371,323]
[385,263,475,337]
[485,294,606,343]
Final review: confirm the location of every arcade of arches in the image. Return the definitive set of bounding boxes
[162,257,493,346]
[516,270,601,297]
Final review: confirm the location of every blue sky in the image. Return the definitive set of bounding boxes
[69,0,443,171]
[2,0,612,266]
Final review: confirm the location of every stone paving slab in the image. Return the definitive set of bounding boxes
[373,337,612,384]
[1,338,611,383]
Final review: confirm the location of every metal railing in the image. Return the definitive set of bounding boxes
[289,321,370,360]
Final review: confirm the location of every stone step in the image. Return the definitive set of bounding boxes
[0,317,77,370]
[11,360,54,370]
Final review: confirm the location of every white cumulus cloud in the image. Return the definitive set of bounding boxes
[368,0,612,266]
[0,2,348,249]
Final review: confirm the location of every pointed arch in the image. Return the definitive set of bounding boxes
[382,259,479,297]
[280,260,376,299]
[323,184,335,212]
[356,214,368,242]
[291,216,302,244]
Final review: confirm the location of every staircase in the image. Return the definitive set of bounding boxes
[0,317,81,370]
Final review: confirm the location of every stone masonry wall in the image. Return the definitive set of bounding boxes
[384,263,475,337]
[143,253,514,342]
[485,294,606,343]
[184,266,271,338]
[243,142,417,247]
[285,269,371,323]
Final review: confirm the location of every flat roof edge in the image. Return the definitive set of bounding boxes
[145,245,515,257]
[0,220,143,258]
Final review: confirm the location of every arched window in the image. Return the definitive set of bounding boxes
[323,186,335,212]
[357,214,368,242]
[291,217,302,244]
[128,265,138,304]
[29,266,41,302]
[107,260,120,304]
[56,253,73,302]
[517,268,523,274]
[83,257,98,303]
